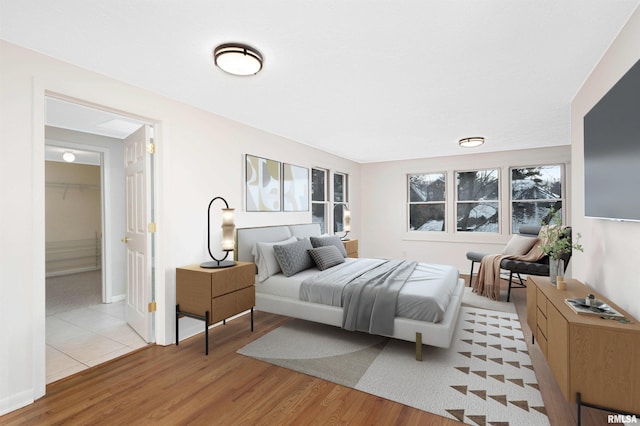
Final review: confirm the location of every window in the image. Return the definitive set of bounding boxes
[511,165,563,233]
[311,168,328,233]
[333,172,349,233]
[408,173,446,231]
[456,169,499,232]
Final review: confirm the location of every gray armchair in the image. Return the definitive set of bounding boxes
[466,225,573,302]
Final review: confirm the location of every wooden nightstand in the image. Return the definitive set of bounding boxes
[176,261,255,354]
[342,239,358,258]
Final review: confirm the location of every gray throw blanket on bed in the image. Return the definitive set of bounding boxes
[342,259,417,335]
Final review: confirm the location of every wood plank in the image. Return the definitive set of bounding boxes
[0,274,612,425]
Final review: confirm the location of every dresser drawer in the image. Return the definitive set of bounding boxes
[537,327,548,357]
[537,308,547,338]
[536,288,547,316]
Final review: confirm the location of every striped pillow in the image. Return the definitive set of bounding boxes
[308,245,346,270]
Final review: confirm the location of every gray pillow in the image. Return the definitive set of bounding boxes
[273,238,315,277]
[310,235,347,257]
[308,245,346,270]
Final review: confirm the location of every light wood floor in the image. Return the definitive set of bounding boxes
[2,276,610,425]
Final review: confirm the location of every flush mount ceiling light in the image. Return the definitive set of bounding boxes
[213,43,263,76]
[458,137,485,148]
[62,151,76,162]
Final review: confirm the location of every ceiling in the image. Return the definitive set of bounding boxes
[2,1,639,163]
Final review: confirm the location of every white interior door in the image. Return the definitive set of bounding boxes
[123,124,154,342]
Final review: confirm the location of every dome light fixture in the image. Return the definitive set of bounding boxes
[213,43,263,76]
[62,151,76,162]
[458,137,485,148]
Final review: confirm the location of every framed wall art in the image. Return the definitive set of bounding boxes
[282,163,309,212]
[245,154,281,212]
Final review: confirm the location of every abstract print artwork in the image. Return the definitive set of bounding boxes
[246,155,281,211]
[283,163,309,212]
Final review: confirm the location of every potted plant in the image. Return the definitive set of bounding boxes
[538,209,583,284]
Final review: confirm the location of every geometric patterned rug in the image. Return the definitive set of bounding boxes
[238,306,549,425]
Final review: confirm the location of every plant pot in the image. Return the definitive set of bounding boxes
[549,258,565,285]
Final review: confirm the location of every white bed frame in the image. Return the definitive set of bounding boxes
[235,223,464,360]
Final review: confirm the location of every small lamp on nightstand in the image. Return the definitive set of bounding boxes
[335,204,351,241]
[201,196,236,268]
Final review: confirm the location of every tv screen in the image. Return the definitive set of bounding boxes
[584,58,640,221]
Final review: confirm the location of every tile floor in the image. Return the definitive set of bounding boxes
[46,300,148,384]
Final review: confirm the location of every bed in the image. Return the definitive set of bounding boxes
[235,223,464,359]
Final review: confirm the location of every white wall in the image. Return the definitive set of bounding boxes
[571,6,640,320]
[361,146,571,272]
[0,40,360,414]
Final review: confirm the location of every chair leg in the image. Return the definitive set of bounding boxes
[469,261,475,287]
[507,271,514,302]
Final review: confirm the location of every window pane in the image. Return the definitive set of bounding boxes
[512,201,563,233]
[334,173,345,202]
[457,170,498,201]
[410,204,445,231]
[512,166,562,200]
[457,202,499,232]
[312,203,326,234]
[409,173,445,202]
[312,169,326,202]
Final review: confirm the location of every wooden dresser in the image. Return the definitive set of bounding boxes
[527,276,640,415]
[176,261,255,354]
[342,239,358,258]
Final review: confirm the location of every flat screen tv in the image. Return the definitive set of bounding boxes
[584,58,640,221]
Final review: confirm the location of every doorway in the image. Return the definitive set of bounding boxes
[44,96,154,383]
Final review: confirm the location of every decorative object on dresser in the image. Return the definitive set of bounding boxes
[201,196,236,268]
[176,261,255,355]
[342,239,358,258]
[537,209,583,284]
[526,275,640,423]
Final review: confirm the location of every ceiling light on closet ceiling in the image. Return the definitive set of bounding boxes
[62,151,76,162]
[213,43,263,76]
[458,137,485,148]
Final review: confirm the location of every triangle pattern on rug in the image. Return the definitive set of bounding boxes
[238,306,549,425]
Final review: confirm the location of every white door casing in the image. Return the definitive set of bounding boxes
[124,124,154,342]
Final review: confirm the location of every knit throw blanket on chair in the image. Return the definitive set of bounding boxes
[473,226,551,301]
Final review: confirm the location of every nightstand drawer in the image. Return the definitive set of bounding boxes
[211,285,255,323]
[211,263,254,297]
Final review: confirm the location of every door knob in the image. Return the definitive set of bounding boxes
[121,237,130,243]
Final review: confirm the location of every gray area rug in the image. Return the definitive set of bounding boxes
[239,302,548,425]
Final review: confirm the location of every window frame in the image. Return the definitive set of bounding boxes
[455,168,501,234]
[407,171,447,232]
[333,171,349,234]
[311,167,329,234]
[509,163,565,233]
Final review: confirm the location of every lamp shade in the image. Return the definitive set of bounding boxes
[343,208,351,232]
[221,208,235,251]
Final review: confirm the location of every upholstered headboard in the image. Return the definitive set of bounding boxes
[235,223,322,264]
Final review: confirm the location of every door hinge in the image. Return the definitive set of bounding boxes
[148,301,157,312]
[147,143,156,154]
[148,222,157,233]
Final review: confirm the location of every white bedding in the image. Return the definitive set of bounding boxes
[257,258,459,323]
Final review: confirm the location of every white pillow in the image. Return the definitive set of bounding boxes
[501,234,537,256]
[252,237,297,282]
